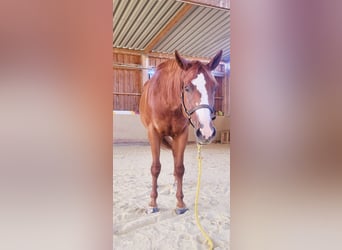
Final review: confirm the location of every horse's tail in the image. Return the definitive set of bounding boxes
[161,136,173,150]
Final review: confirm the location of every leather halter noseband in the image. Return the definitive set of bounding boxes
[181,88,216,128]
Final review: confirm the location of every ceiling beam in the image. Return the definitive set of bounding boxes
[113,47,143,55]
[113,48,219,64]
[148,51,214,63]
[177,0,230,10]
[143,3,193,53]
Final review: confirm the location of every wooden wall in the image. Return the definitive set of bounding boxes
[113,52,142,112]
[113,49,230,115]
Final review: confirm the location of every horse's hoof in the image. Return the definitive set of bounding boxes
[146,207,159,214]
[175,207,189,215]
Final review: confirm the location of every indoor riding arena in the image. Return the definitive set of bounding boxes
[113,0,230,249]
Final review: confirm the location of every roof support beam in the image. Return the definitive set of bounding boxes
[177,0,230,10]
[113,48,217,63]
[143,3,192,53]
[148,51,213,63]
[113,47,142,55]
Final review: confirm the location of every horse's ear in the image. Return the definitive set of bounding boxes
[207,50,223,71]
[175,50,191,70]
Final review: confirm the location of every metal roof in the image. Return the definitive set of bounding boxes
[113,0,230,62]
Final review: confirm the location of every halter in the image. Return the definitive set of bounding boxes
[181,88,216,128]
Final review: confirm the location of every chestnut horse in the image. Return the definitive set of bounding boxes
[139,50,222,214]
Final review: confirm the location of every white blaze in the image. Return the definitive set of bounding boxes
[192,73,213,139]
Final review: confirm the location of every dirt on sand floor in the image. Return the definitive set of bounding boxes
[113,142,230,250]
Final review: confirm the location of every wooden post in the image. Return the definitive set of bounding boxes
[224,63,230,116]
[141,54,149,86]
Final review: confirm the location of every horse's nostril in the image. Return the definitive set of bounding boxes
[196,128,202,138]
[195,126,216,145]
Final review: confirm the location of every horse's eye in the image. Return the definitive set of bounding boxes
[184,85,191,92]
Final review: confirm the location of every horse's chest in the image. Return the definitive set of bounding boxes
[154,112,187,137]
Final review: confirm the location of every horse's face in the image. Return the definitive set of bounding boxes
[176,50,223,145]
[182,70,218,144]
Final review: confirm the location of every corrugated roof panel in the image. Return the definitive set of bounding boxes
[113,0,231,62]
[113,0,137,45]
[152,5,230,61]
[118,1,150,47]
[134,1,183,48]
[126,3,177,48]
[154,8,224,50]
[113,0,185,50]
[156,7,213,51]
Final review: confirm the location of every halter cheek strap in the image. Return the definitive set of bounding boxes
[180,89,216,128]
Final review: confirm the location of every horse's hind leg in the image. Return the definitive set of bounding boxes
[172,129,189,214]
[147,127,161,213]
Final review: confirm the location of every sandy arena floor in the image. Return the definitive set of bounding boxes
[113,142,230,250]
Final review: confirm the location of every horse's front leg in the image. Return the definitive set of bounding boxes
[172,129,189,214]
[147,127,161,213]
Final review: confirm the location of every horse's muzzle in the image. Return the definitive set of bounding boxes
[195,126,216,145]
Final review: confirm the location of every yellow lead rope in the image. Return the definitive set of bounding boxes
[195,144,214,250]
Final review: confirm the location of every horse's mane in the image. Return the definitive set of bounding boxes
[146,59,214,111]
[148,59,185,110]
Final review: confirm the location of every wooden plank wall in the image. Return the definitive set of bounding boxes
[212,64,225,114]
[113,52,142,112]
[148,56,168,67]
[113,50,229,115]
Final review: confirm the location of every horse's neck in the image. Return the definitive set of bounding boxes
[158,85,181,111]
[152,71,182,108]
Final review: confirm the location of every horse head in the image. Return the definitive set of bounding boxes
[175,50,223,145]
